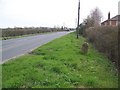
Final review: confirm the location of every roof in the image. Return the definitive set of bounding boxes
[101,15,120,24]
[111,15,120,21]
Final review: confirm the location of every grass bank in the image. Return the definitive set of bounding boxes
[2,32,118,88]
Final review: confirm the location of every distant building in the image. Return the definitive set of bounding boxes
[101,12,120,26]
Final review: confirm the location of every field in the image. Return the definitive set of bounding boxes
[2,32,118,88]
[1,27,72,40]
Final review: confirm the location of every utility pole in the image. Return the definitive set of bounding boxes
[76,0,80,39]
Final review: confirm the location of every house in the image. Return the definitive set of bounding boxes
[101,12,120,26]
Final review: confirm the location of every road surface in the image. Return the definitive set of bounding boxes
[1,31,74,63]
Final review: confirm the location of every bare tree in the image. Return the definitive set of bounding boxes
[79,7,102,35]
[90,7,103,27]
[83,7,102,28]
[83,15,94,28]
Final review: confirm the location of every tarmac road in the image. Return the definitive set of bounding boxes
[1,31,74,64]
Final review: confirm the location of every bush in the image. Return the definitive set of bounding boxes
[78,24,87,36]
[1,27,64,37]
[85,26,118,68]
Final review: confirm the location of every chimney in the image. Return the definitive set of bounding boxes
[108,12,110,20]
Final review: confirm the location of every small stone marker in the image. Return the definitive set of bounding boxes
[81,42,89,54]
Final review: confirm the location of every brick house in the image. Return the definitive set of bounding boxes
[101,12,120,26]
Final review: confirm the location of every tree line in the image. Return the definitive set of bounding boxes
[1,27,72,38]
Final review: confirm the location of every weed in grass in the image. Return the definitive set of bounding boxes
[43,56,49,60]
[49,55,58,60]
[73,82,79,86]
[29,51,46,56]
[42,79,50,86]
[84,76,98,88]
[51,66,61,74]
[35,63,44,68]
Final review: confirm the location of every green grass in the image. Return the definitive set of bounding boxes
[2,32,118,88]
[0,65,2,89]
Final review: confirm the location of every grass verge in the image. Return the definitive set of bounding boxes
[2,32,118,88]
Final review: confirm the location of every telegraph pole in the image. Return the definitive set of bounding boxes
[76,0,80,39]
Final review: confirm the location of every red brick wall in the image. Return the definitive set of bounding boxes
[111,21,116,26]
[101,20,117,26]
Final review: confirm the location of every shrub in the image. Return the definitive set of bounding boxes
[85,26,118,68]
[78,24,87,36]
[2,27,64,37]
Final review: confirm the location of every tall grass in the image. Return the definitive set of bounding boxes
[85,26,118,69]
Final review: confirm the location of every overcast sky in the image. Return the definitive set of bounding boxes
[0,0,119,28]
